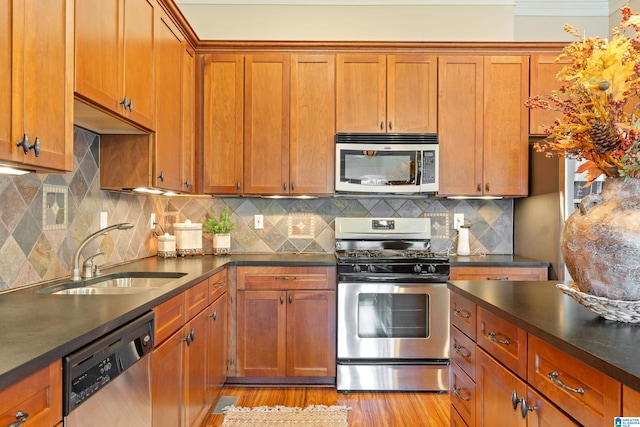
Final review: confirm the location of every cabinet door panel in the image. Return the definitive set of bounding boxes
[181,45,195,194]
[203,54,244,194]
[208,293,228,403]
[437,56,483,196]
[483,56,529,196]
[387,55,437,133]
[0,0,10,160]
[184,310,208,427]
[336,54,386,132]
[152,331,183,427]
[525,387,580,427]
[237,290,286,376]
[286,290,336,377]
[289,54,335,194]
[529,55,565,135]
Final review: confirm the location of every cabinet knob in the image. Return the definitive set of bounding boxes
[380,121,384,130]
[291,182,295,191]
[237,182,241,190]
[119,96,133,112]
[16,134,39,157]
[280,295,284,304]
[283,182,287,191]
[7,411,29,427]
[389,121,393,130]
[158,171,165,182]
[184,179,191,188]
[211,309,217,320]
[127,98,133,112]
[485,183,490,192]
[119,96,128,109]
[477,183,482,192]
[511,390,522,411]
[289,294,293,304]
[519,397,535,420]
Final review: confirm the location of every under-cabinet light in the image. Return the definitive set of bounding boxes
[0,165,32,175]
[133,187,164,195]
[447,196,503,200]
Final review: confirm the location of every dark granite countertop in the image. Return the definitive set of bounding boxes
[449,254,550,267]
[0,253,335,390]
[448,280,640,392]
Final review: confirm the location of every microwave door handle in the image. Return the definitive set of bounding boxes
[417,151,422,185]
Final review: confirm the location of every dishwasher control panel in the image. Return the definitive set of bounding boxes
[63,312,154,415]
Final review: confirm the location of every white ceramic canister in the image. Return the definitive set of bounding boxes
[157,233,177,258]
[174,220,203,256]
[457,226,471,256]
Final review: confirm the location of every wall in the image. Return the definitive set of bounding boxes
[0,127,513,290]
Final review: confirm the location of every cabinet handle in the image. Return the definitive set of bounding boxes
[487,331,510,345]
[16,134,39,156]
[452,387,470,402]
[453,308,470,319]
[486,277,509,280]
[547,371,585,394]
[184,329,195,346]
[519,397,535,420]
[389,121,393,130]
[477,183,482,192]
[280,295,284,304]
[119,96,128,109]
[283,182,287,191]
[214,281,225,288]
[275,276,296,281]
[485,183,490,192]
[453,343,471,358]
[291,182,295,191]
[237,182,241,190]
[289,295,293,304]
[511,390,521,411]
[211,309,217,320]
[7,411,28,427]
[158,171,165,182]
[127,98,133,112]
[184,178,190,188]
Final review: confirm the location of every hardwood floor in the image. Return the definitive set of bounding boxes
[204,386,450,427]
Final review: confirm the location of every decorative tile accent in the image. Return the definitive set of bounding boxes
[288,213,315,239]
[424,212,450,239]
[43,185,67,231]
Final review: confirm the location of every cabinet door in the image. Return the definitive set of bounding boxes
[202,54,244,194]
[181,45,195,194]
[153,11,183,191]
[244,54,290,194]
[122,0,154,128]
[184,309,208,427]
[12,0,73,171]
[152,331,184,427]
[530,55,565,135]
[438,56,483,196]
[482,56,529,196]
[0,0,10,160]
[387,55,438,133]
[207,292,228,404]
[336,54,386,132]
[237,290,287,376]
[286,290,336,377]
[74,0,121,111]
[289,54,335,194]
[477,348,526,427]
[524,387,580,426]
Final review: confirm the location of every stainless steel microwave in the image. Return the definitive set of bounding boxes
[335,133,439,194]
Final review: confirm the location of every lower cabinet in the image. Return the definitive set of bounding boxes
[0,360,62,427]
[235,266,336,382]
[152,269,228,427]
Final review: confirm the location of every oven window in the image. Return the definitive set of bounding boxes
[357,293,428,338]
[339,149,417,186]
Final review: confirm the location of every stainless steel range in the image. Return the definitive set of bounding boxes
[335,217,450,392]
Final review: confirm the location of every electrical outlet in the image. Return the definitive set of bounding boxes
[150,213,156,230]
[254,214,264,230]
[100,212,108,229]
[454,213,465,230]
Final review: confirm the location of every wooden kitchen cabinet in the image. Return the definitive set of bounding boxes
[1,0,73,172]
[75,0,155,130]
[529,55,565,135]
[0,360,62,427]
[336,54,437,133]
[235,266,336,381]
[202,54,245,194]
[181,45,196,194]
[438,56,529,197]
[450,266,548,281]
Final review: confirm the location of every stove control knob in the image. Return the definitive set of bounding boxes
[427,264,437,273]
[352,264,361,273]
[413,264,422,273]
[367,264,376,273]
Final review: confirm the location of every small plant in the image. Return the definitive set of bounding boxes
[202,206,237,234]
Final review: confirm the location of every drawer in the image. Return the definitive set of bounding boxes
[208,268,228,303]
[186,279,209,319]
[154,292,186,344]
[528,335,621,427]
[450,325,476,381]
[450,266,548,281]
[450,404,469,427]
[0,360,62,427]
[477,307,527,378]
[237,266,336,290]
[450,292,476,340]
[450,361,476,427]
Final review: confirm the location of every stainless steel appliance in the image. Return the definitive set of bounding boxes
[335,133,439,194]
[335,217,450,392]
[63,312,154,427]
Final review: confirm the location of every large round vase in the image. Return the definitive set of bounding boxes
[562,177,640,301]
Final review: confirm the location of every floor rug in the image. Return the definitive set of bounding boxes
[220,404,350,427]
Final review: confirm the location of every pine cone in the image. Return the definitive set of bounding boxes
[589,119,621,153]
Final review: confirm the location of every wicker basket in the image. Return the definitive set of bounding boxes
[557,283,640,323]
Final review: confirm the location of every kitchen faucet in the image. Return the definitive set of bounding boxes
[71,223,134,281]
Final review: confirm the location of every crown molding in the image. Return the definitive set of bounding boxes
[175,0,514,4]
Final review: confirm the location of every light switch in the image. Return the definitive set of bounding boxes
[254,214,264,230]
[100,212,108,229]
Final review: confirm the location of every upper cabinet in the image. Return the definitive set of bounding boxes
[75,0,155,131]
[0,0,73,172]
[336,54,437,133]
[438,56,529,197]
[181,45,196,194]
[529,55,566,135]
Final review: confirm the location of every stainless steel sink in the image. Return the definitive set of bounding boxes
[39,271,187,295]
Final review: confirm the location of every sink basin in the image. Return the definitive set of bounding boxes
[39,271,187,295]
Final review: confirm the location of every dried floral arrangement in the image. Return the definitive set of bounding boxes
[526,6,640,184]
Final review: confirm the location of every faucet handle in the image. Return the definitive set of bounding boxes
[82,252,106,279]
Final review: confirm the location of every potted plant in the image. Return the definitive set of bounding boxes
[202,206,237,255]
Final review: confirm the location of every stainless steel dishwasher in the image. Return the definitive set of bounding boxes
[63,312,154,427]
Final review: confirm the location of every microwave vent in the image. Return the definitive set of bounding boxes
[336,133,438,144]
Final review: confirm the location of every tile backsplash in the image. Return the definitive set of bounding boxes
[0,127,513,290]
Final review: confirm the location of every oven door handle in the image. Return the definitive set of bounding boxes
[339,274,448,283]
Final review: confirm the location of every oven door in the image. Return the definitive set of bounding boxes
[337,281,449,360]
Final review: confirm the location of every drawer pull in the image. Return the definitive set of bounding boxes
[453,343,471,358]
[8,411,29,427]
[511,391,521,411]
[487,331,510,345]
[276,276,296,281]
[548,371,585,394]
[486,277,509,280]
[452,386,470,401]
[453,308,471,319]
[214,281,225,288]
